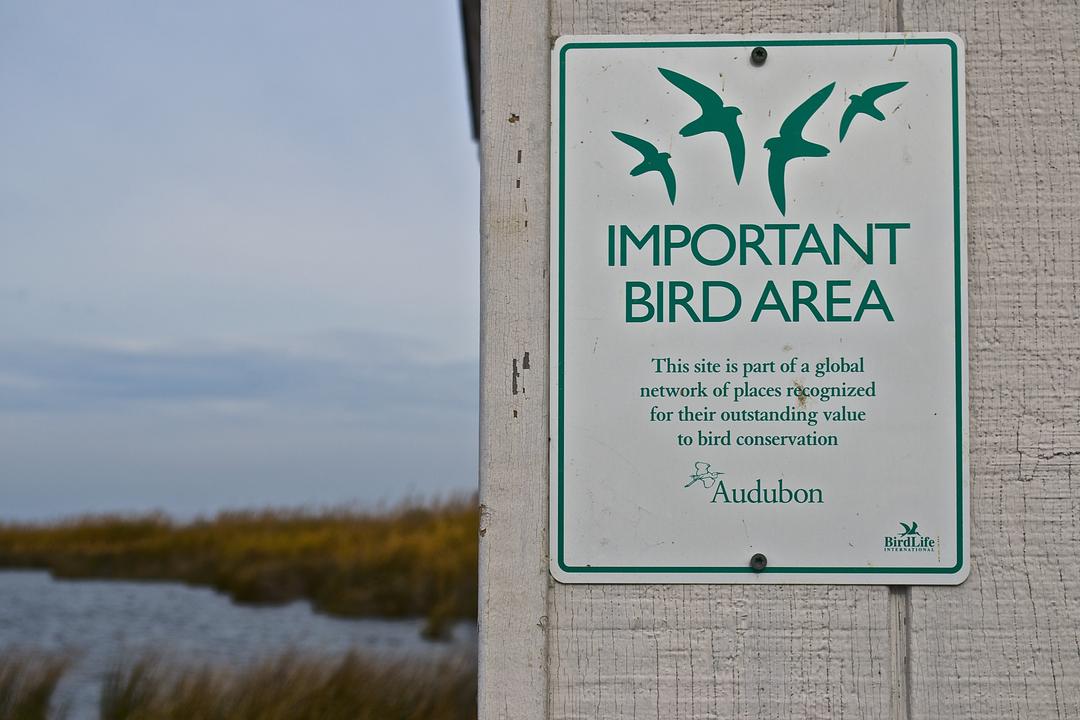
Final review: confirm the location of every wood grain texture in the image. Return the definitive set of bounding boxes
[478,1,551,719]
[551,0,889,36]
[483,1,1080,717]
[903,2,1080,718]
[550,585,892,719]
[545,3,898,719]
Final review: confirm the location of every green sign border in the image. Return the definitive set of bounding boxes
[555,37,965,576]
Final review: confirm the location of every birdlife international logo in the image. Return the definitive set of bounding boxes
[884,521,936,552]
[610,67,908,214]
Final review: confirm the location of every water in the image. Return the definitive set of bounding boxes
[0,570,475,718]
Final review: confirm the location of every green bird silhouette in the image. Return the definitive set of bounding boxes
[657,67,745,184]
[611,131,677,205]
[839,81,908,141]
[899,522,920,537]
[763,81,835,215]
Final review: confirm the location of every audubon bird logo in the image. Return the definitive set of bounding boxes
[658,67,745,184]
[685,461,723,489]
[611,131,677,205]
[898,521,920,537]
[839,81,908,141]
[763,82,835,215]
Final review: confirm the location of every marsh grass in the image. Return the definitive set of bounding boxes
[0,652,69,720]
[100,652,476,720]
[0,498,477,634]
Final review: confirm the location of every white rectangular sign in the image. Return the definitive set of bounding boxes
[550,34,968,584]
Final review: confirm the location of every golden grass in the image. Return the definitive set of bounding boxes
[0,652,69,720]
[0,498,478,635]
[99,652,475,720]
[0,649,475,720]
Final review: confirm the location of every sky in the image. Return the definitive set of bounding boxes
[0,2,480,519]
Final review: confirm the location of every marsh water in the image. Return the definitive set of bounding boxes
[0,570,476,718]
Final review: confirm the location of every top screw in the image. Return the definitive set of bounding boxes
[750,46,768,66]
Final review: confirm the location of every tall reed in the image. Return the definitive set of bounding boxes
[100,651,476,720]
[0,652,68,720]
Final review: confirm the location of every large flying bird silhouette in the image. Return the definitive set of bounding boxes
[839,81,908,141]
[611,131,677,205]
[657,67,745,184]
[763,82,835,215]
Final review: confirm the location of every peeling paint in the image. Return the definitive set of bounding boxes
[792,379,809,408]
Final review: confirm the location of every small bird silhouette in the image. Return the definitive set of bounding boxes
[763,82,835,215]
[899,521,920,537]
[657,67,745,184]
[611,131,677,204]
[839,81,908,141]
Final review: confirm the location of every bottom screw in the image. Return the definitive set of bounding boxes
[749,553,768,572]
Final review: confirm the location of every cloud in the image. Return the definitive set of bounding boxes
[0,333,478,519]
[0,333,476,419]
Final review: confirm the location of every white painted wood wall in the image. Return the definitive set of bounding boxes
[478,2,1080,718]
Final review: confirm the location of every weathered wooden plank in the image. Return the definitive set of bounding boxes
[484,1,1080,717]
[550,585,892,720]
[478,1,552,719]
[903,1,1080,717]
[546,4,898,718]
[551,0,888,36]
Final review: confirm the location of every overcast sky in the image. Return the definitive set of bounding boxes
[0,3,480,519]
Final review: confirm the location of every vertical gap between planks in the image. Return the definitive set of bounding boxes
[887,1,909,715]
[888,586,912,720]
[880,0,901,32]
